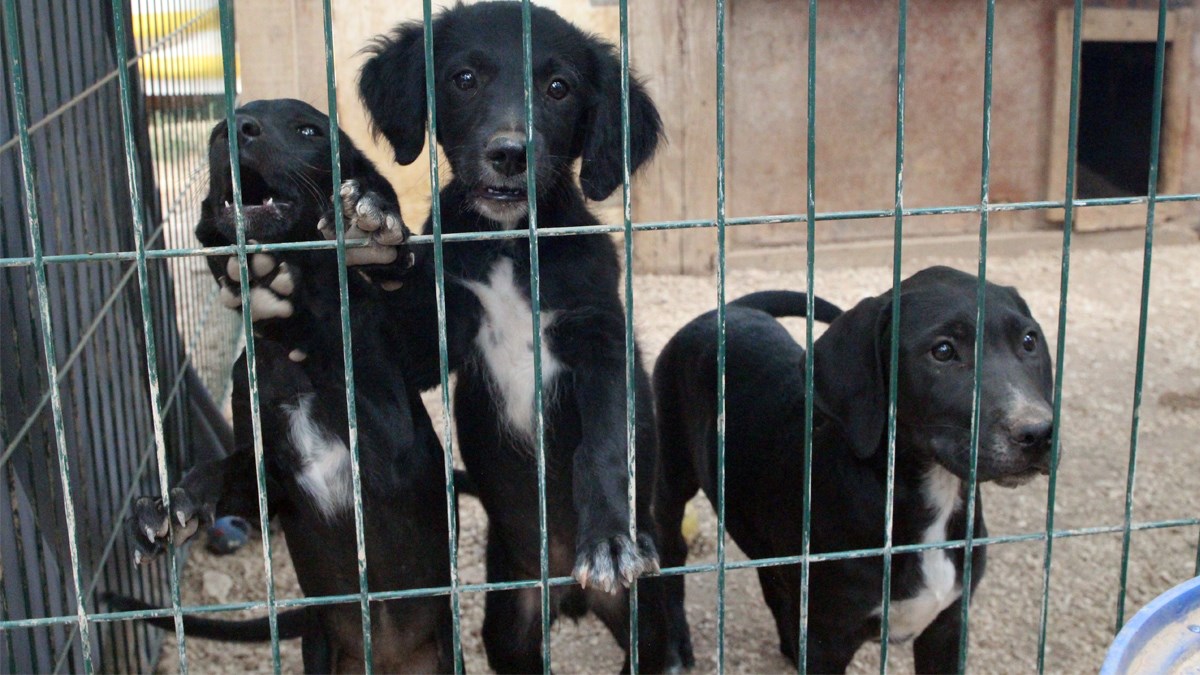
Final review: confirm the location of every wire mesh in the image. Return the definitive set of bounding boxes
[2,0,1199,673]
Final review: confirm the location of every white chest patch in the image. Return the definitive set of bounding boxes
[463,258,563,444]
[876,465,964,642]
[283,394,353,521]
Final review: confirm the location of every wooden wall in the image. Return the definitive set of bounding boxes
[233,0,1200,274]
[630,0,1200,273]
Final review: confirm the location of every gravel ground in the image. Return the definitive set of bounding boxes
[157,230,1200,674]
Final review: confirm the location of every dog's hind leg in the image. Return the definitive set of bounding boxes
[481,533,547,674]
[757,566,800,664]
[649,372,701,670]
[301,632,334,674]
[587,581,672,673]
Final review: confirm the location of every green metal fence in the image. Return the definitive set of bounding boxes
[2,0,1199,673]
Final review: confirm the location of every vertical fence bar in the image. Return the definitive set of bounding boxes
[1,1,95,671]
[957,0,997,668]
[713,0,729,666]
[1036,0,1084,669]
[107,0,190,671]
[318,0,375,669]
[618,0,640,668]
[1115,0,1169,631]
[215,1,282,670]
[797,0,817,671]
[877,0,908,664]
[420,2,465,671]
[517,1,552,670]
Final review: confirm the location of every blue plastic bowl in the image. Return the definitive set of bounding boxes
[1101,575,1200,675]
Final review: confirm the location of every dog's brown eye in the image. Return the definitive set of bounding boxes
[1022,331,1038,352]
[296,124,321,137]
[546,78,569,100]
[453,70,477,91]
[931,341,956,362]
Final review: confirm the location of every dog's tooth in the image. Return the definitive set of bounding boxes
[176,511,188,528]
[224,200,231,208]
[144,526,157,544]
[134,550,144,566]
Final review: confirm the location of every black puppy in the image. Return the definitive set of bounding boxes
[121,100,454,672]
[348,3,670,670]
[653,269,1055,673]
[195,98,408,350]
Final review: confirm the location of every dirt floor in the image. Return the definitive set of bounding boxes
[156,227,1200,673]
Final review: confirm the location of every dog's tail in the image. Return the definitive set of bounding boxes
[729,290,842,323]
[101,592,318,642]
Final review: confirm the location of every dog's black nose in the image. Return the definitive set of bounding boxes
[485,134,527,177]
[236,115,262,142]
[1011,419,1053,452]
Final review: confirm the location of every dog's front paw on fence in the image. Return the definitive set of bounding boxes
[574,532,660,594]
[318,180,415,284]
[128,487,212,565]
[217,250,297,321]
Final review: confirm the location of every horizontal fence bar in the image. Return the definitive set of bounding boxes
[4,516,1196,631]
[3,192,1198,268]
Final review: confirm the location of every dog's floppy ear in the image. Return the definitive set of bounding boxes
[578,43,664,201]
[812,294,891,459]
[359,22,428,166]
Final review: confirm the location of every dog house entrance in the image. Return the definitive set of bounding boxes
[1047,8,1191,229]
[1076,41,1158,198]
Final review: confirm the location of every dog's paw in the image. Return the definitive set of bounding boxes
[217,250,297,322]
[318,180,413,271]
[128,487,211,565]
[574,532,660,594]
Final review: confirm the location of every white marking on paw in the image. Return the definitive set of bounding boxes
[268,263,294,296]
[250,253,276,278]
[248,288,293,320]
[284,394,352,520]
[344,245,398,267]
[463,258,562,445]
[219,285,241,309]
[875,465,963,642]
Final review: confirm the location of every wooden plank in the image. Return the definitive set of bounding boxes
[631,0,718,274]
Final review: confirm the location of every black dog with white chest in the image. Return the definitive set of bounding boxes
[347,3,671,670]
[653,268,1055,672]
[119,100,454,672]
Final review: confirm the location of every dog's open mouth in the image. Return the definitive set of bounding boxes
[219,165,295,215]
[993,463,1051,488]
[474,185,528,203]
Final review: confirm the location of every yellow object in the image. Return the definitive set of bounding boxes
[140,53,239,82]
[131,8,218,44]
[681,501,701,545]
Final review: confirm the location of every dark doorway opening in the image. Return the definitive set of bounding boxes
[1076,41,1161,198]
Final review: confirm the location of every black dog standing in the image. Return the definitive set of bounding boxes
[345,3,671,671]
[653,269,1056,673]
[122,100,454,672]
